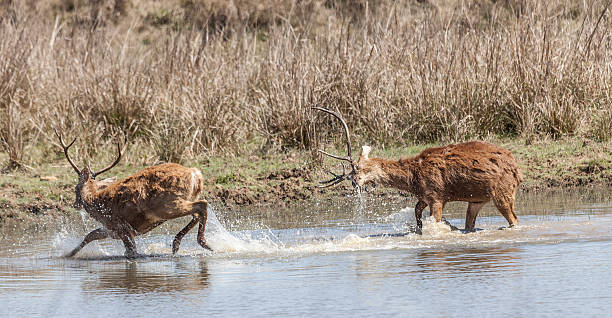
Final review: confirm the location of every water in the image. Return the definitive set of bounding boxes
[2,189,612,317]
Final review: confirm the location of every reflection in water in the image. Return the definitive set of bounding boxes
[352,247,522,282]
[83,257,210,294]
[414,247,521,279]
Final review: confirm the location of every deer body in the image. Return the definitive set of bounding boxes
[312,108,522,232]
[56,132,212,258]
[79,164,204,234]
[355,141,522,231]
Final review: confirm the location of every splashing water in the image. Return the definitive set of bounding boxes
[49,201,612,260]
[153,205,612,258]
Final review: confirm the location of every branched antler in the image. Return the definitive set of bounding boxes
[318,163,350,188]
[312,107,356,188]
[55,129,123,178]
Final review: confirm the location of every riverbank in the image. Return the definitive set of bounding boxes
[1,137,611,228]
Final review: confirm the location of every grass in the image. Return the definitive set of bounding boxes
[2,136,612,209]
[506,137,612,189]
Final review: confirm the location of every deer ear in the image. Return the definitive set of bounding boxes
[94,176,117,191]
[360,145,371,160]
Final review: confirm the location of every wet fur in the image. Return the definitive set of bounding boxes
[67,163,211,258]
[355,141,522,231]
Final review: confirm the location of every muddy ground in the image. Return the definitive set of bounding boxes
[1,138,612,228]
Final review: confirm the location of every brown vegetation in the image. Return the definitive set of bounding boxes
[0,0,610,173]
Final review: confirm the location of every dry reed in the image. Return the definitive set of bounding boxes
[0,0,610,168]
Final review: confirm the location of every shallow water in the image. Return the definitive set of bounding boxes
[2,189,612,317]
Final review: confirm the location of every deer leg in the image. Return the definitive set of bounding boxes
[414,200,428,231]
[429,201,443,223]
[65,228,109,258]
[465,202,487,232]
[120,232,138,259]
[169,199,212,252]
[172,215,199,254]
[493,197,518,228]
[429,201,457,229]
[195,200,213,251]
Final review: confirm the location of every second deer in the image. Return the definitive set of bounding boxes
[313,107,522,232]
[56,131,213,258]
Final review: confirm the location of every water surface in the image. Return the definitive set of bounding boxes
[2,189,612,317]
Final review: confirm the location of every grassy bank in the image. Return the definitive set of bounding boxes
[2,137,612,227]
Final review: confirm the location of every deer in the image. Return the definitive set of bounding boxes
[55,131,212,258]
[312,107,522,233]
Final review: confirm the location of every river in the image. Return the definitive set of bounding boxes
[1,189,612,317]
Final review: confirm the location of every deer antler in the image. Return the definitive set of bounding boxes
[312,107,356,188]
[92,142,122,179]
[54,129,81,174]
[55,129,123,178]
[318,163,351,188]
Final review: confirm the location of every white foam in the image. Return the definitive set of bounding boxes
[384,206,415,223]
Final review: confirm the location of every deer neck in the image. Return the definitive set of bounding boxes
[79,180,101,208]
[373,158,416,191]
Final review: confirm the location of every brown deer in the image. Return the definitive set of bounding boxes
[55,131,212,258]
[313,107,522,232]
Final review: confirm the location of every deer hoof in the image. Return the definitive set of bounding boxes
[124,250,139,259]
[199,241,213,252]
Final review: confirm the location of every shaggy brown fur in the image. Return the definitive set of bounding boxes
[355,141,522,231]
[65,163,212,258]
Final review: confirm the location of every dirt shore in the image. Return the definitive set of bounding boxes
[1,137,612,228]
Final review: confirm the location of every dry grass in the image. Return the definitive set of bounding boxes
[0,0,610,169]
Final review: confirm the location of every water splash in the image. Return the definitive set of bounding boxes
[50,204,612,259]
[203,208,283,254]
[77,209,89,231]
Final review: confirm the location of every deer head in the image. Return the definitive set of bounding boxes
[313,107,391,191]
[353,145,386,187]
[55,130,122,209]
